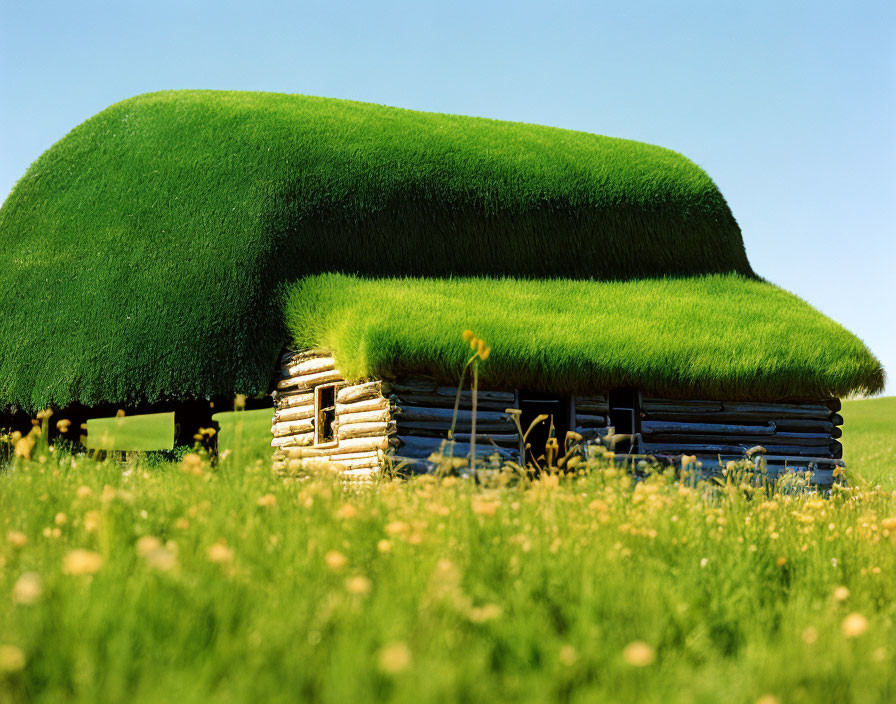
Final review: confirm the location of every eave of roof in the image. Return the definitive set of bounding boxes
[285,273,885,402]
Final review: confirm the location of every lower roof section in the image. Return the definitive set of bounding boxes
[285,274,884,402]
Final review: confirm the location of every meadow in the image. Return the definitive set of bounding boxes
[1,398,895,704]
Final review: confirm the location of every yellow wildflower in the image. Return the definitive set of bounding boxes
[207,542,234,564]
[377,641,411,674]
[325,550,348,571]
[12,572,43,605]
[841,612,869,638]
[622,641,655,667]
[345,575,372,595]
[6,531,27,548]
[0,645,26,673]
[63,549,103,575]
[256,493,277,508]
[833,586,850,602]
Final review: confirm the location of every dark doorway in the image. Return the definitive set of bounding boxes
[608,388,640,452]
[518,392,571,464]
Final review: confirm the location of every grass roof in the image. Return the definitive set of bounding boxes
[0,90,754,411]
[285,274,885,401]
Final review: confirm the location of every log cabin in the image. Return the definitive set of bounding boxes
[0,91,884,467]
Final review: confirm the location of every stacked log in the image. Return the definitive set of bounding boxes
[638,396,843,464]
[387,376,521,460]
[573,394,609,441]
[270,350,397,476]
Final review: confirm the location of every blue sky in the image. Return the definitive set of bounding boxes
[2,0,894,395]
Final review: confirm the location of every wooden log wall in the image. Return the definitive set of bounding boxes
[638,396,843,462]
[269,350,845,477]
[270,350,397,477]
[386,376,521,461]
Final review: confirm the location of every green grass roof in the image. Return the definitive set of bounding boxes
[286,274,884,401]
[0,90,758,411]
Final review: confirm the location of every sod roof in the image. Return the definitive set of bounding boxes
[0,90,880,409]
[286,274,885,401]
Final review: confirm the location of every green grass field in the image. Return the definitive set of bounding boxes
[1,397,894,703]
[286,274,884,400]
[842,396,896,488]
[0,90,752,412]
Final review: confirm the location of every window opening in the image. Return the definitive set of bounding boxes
[608,388,640,453]
[315,384,337,445]
[517,392,571,464]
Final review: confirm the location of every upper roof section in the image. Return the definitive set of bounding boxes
[1,90,753,281]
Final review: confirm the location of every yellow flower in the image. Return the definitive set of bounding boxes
[181,453,204,476]
[76,485,92,499]
[469,336,479,351]
[385,521,409,537]
[6,531,27,548]
[0,644,26,673]
[833,586,850,602]
[468,604,503,623]
[207,542,234,564]
[136,536,162,557]
[802,626,818,644]
[377,539,393,553]
[144,546,178,572]
[881,517,896,531]
[841,612,869,638]
[345,575,372,595]
[63,549,103,575]
[83,510,102,533]
[756,696,780,704]
[256,493,277,508]
[462,330,475,342]
[12,572,43,605]
[325,550,348,571]
[472,499,500,516]
[622,641,655,667]
[335,503,358,519]
[56,418,72,433]
[377,641,411,674]
[54,513,67,525]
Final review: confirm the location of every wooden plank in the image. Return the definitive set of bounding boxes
[433,387,516,404]
[397,420,514,433]
[336,421,397,439]
[574,395,609,413]
[395,435,517,460]
[383,377,437,394]
[282,356,335,377]
[722,402,832,419]
[275,392,314,409]
[393,405,510,424]
[640,433,832,448]
[642,420,775,436]
[641,409,834,425]
[271,431,314,448]
[273,405,315,423]
[277,369,343,391]
[334,408,392,426]
[640,442,834,458]
[271,418,314,438]
[452,433,520,446]
[641,399,724,412]
[388,392,510,412]
[575,413,608,428]
[336,381,382,404]
[281,436,390,458]
[335,397,390,415]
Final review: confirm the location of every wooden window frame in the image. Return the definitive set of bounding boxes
[314,383,339,447]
